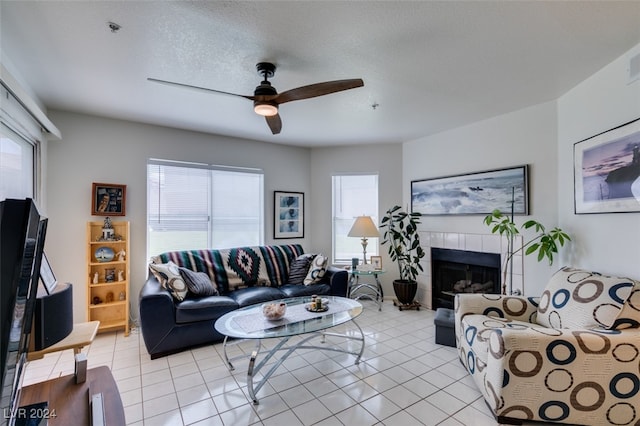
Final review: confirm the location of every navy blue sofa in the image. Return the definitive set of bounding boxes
[139,244,348,359]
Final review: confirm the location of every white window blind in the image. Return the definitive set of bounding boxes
[0,126,35,201]
[147,160,263,256]
[332,174,379,264]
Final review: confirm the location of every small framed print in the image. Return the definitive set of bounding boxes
[39,252,57,295]
[370,256,382,270]
[92,182,126,216]
[274,191,304,239]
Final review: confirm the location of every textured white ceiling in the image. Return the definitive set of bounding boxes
[1,1,639,147]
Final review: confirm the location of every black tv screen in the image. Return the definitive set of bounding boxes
[0,199,46,425]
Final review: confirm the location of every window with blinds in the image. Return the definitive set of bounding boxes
[147,160,264,256]
[0,128,35,201]
[332,174,379,264]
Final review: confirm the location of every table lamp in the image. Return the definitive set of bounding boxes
[348,215,379,264]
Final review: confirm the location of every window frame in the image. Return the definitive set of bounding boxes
[147,159,264,256]
[331,173,379,265]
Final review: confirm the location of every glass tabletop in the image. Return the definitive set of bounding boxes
[214,296,363,339]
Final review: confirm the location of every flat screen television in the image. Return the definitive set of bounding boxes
[0,199,47,426]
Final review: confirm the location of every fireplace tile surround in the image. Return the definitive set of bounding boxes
[414,231,523,310]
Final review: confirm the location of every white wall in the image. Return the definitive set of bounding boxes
[557,43,640,279]
[403,101,560,297]
[46,111,312,323]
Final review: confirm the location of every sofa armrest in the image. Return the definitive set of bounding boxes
[139,276,179,351]
[484,326,640,424]
[321,266,348,297]
[455,293,540,323]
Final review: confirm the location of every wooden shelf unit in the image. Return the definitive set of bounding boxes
[86,220,130,336]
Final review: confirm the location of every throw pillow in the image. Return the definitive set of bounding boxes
[288,254,315,284]
[536,266,635,329]
[304,254,328,285]
[149,261,189,301]
[179,267,218,297]
[611,279,640,329]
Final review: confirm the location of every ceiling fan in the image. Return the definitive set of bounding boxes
[148,62,364,135]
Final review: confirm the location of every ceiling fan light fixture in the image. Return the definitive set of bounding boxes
[254,101,278,117]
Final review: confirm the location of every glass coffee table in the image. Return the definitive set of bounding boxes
[214,295,365,404]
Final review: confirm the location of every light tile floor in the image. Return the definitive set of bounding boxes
[23,300,525,425]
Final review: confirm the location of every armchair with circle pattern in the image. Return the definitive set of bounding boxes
[454,266,640,425]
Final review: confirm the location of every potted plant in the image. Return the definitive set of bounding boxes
[483,209,571,295]
[380,205,425,305]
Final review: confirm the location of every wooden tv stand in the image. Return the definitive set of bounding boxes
[18,366,124,425]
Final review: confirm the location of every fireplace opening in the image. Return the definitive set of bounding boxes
[431,248,501,309]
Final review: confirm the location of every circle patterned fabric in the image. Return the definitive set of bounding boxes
[536,266,636,329]
[455,269,640,426]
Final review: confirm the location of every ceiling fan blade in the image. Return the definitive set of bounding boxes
[147,78,254,100]
[265,114,282,135]
[275,79,364,104]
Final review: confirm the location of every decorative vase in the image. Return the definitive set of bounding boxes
[393,279,417,305]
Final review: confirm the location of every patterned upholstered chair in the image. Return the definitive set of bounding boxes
[455,266,640,425]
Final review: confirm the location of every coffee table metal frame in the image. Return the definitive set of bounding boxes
[214,296,365,404]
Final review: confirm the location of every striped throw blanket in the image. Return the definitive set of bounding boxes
[151,244,304,294]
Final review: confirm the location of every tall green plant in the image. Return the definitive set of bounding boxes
[380,205,425,282]
[483,209,571,294]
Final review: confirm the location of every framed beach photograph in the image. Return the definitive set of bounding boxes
[574,117,640,214]
[274,191,304,239]
[92,182,126,216]
[411,165,529,215]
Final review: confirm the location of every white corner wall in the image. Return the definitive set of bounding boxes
[557,42,640,279]
[46,110,311,323]
[403,101,560,298]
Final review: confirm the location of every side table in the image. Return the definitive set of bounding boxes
[348,269,385,311]
[28,321,100,361]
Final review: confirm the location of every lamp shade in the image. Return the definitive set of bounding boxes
[348,216,379,238]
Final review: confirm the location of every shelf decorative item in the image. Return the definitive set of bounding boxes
[94,246,115,262]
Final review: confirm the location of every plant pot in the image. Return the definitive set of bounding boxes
[393,279,417,305]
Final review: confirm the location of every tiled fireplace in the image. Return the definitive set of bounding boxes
[415,231,523,310]
[431,248,500,309]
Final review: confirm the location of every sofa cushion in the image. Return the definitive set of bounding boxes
[279,283,331,298]
[149,261,189,301]
[536,266,635,329]
[612,280,640,329]
[227,286,286,308]
[288,254,314,285]
[175,295,238,324]
[304,254,328,285]
[179,267,218,297]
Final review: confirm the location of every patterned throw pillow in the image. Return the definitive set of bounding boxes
[304,254,328,285]
[288,254,314,284]
[149,261,189,301]
[536,266,635,329]
[612,280,640,329]
[179,267,218,297]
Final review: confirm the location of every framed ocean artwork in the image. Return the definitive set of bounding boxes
[411,165,529,216]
